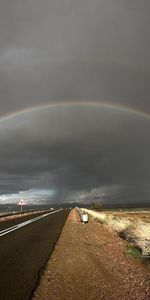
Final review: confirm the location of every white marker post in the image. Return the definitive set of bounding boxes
[19,198,25,213]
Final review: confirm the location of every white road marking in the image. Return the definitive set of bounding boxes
[0,209,62,237]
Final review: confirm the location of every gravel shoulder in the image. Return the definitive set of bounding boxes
[33,209,150,300]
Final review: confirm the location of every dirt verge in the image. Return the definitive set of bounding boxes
[33,209,150,300]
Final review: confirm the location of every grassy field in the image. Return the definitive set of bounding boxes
[82,209,150,257]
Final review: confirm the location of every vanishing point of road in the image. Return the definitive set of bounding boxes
[0,209,69,300]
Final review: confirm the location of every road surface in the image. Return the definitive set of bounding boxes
[0,209,69,300]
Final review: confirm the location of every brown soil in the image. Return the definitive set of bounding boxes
[33,209,150,300]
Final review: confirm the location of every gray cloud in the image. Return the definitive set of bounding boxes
[0,1,150,205]
[0,106,150,204]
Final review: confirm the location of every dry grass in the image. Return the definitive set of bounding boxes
[121,222,150,256]
[82,209,108,224]
[83,209,150,256]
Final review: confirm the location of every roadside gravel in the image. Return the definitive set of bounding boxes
[33,209,150,300]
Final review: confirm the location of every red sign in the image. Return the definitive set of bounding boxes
[19,199,25,205]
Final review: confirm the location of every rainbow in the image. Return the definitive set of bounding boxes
[0,100,149,124]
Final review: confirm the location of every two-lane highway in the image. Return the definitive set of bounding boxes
[0,209,69,300]
[0,210,61,237]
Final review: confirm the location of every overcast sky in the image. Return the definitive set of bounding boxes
[0,0,150,205]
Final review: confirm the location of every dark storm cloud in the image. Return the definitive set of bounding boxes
[0,1,150,113]
[0,107,150,204]
[0,1,150,204]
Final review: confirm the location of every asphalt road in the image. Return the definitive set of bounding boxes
[0,209,69,300]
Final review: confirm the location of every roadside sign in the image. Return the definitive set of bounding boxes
[18,199,25,212]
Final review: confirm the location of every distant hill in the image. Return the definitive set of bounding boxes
[0,202,90,214]
[0,201,149,215]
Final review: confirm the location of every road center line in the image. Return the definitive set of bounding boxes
[0,209,62,237]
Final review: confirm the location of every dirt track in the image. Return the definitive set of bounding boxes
[33,209,150,300]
